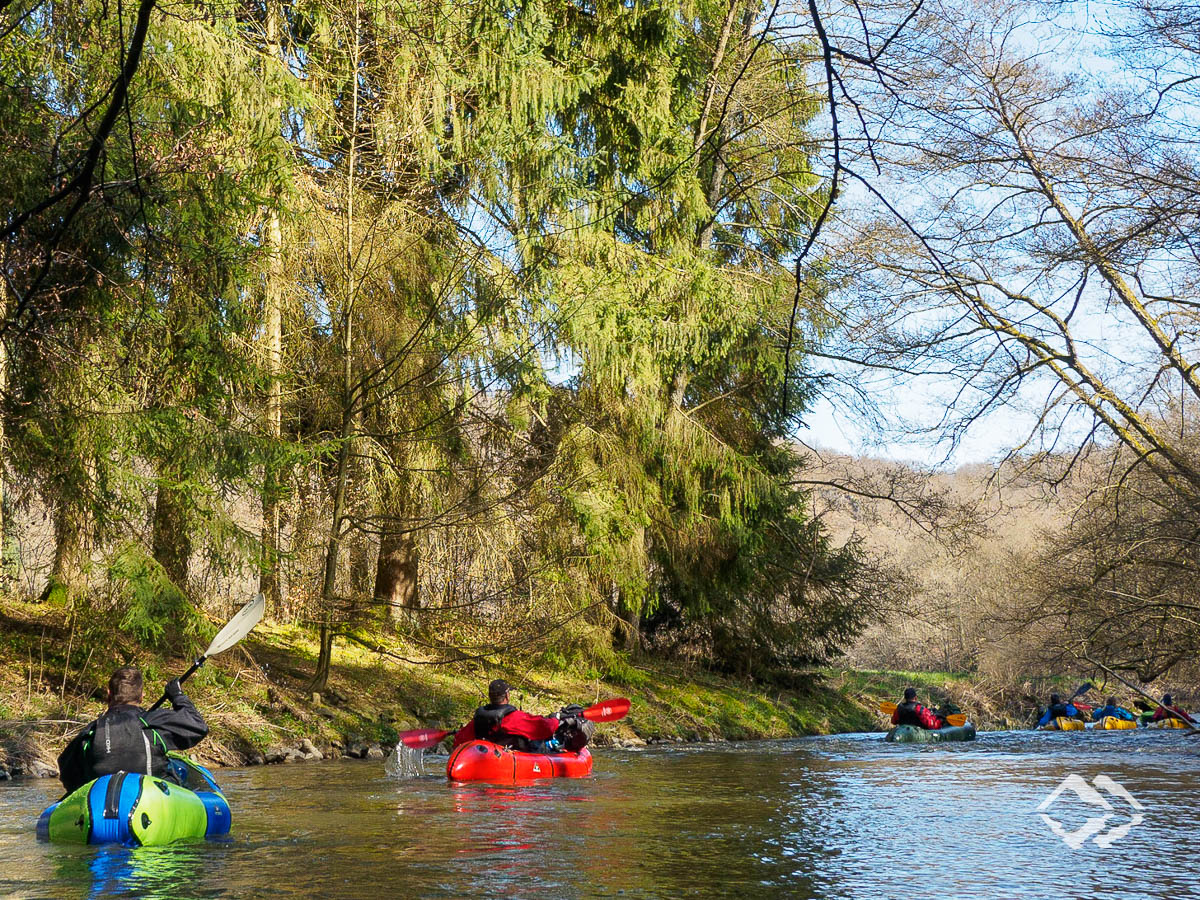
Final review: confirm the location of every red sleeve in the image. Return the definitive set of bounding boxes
[891,710,901,725]
[1163,706,1194,723]
[452,721,476,747]
[500,710,559,741]
[918,706,942,729]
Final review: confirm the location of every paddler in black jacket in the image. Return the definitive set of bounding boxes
[57,666,208,794]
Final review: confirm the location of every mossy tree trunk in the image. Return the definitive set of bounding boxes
[375,525,419,621]
[151,482,191,591]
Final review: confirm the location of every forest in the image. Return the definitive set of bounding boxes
[2,0,1199,703]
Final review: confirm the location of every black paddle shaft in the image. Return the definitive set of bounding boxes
[146,655,207,712]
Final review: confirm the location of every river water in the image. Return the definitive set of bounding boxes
[1,729,1196,899]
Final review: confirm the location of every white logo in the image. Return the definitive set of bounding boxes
[1037,774,1145,848]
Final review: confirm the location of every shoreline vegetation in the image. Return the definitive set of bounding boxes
[0,596,1027,781]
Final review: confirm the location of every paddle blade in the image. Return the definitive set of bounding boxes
[399,728,452,750]
[879,702,898,714]
[1071,682,1094,699]
[205,593,266,657]
[945,715,967,727]
[583,698,630,723]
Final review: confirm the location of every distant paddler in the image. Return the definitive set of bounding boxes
[1091,696,1135,723]
[1035,693,1085,729]
[1149,694,1196,726]
[891,687,944,730]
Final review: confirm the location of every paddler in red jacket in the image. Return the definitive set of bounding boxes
[452,679,560,751]
[892,687,943,730]
[1150,694,1195,725]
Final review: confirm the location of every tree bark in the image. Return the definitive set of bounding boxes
[0,271,8,586]
[313,0,361,692]
[694,0,740,250]
[259,0,285,615]
[151,481,191,590]
[375,526,419,619]
[41,498,92,603]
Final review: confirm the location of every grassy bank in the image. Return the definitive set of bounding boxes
[0,596,1018,778]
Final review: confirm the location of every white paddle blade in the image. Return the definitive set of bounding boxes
[205,593,266,657]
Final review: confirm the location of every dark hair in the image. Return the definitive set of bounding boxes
[488,679,510,704]
[1162,694,1173,705]
[1106,696,1116,706]
[108,667,144,706]
[903,687,916,700]
[1049,693,1061,704]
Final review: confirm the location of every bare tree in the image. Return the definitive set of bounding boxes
[784,0,1200,677]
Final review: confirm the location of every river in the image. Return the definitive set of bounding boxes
[1,729,1196,898]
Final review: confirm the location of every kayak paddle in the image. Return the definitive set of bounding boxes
[582,697,630,722]
[878,702,966,727]
[397,697,633,750]
[147,593,266,712]
[397,727,452,750]
[1069,682,1093,702]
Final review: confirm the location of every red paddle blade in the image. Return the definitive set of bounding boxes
[582,698,630,723]
[399,728,451,749]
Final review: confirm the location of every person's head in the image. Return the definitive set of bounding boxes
[1049,693,1061,705]
[903,687,916,701]
[107,667,143,707]
[488,678,510,705]
[1162,693,1174,706]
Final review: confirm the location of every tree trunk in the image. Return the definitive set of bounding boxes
[0,271,8,588]
[610,582,643,653]
[694,0,740,250]
[152,481,191,590]
[259,0,285,615]
[41,499,91,603]
[312,0,361,692]
[375,526,419,620]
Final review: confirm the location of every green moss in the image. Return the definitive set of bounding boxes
[0,593,1020,768]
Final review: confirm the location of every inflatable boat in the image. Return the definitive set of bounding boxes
[1093,716,1138,730]
[37,752,229,846]
[446,740,593,782]
[1146,717,1192,729]
[1038,717,1086,731]
[885,723,976,743]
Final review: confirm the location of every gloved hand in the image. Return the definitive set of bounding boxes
[165,678,184,702]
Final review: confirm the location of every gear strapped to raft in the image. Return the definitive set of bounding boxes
[554,705,595,752]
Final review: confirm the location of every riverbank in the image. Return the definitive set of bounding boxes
[0,596,1016,779]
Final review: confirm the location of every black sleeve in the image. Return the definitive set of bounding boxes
[142,692,208,751]
[57,725,91,793]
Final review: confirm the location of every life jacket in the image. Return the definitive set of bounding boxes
[895,700,940,729]
[83,707,170,781]
[1047,702,1075,720]
[472,703,518,744]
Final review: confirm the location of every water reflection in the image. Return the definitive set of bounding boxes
[42,843,212,900]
